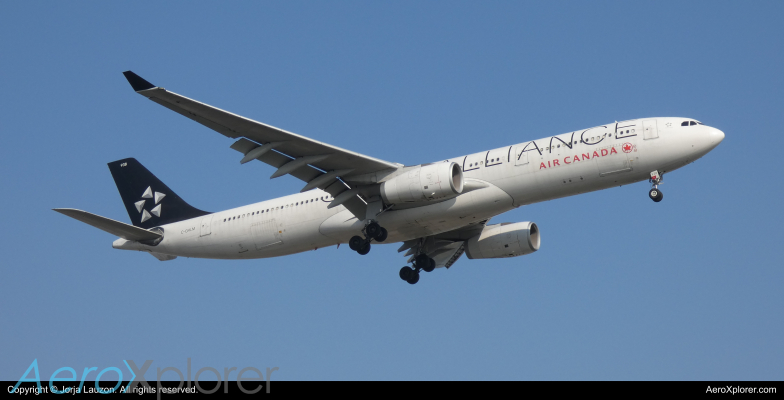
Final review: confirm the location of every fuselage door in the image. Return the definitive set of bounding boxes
[596,144,633,177]
[251,219,283,250]
[199,215,213,237]
[514,141,542,166]
[642,119,659,140]
[516,150,528,165]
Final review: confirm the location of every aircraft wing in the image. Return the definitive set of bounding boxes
[397,220,488,269]
[122,71,402,219]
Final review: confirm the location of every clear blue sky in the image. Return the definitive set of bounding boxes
[1,1,782,381]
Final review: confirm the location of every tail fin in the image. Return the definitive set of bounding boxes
[108,158,210,228]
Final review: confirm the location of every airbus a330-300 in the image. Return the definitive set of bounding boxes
[55,71,725,284]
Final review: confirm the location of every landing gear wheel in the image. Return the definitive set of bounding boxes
[374,227,388,242]
[649,188,663,202]
[648,171,664,203]
[406,270,420,285]
[414,254,429,269]
[349,236,364,251]
[357,242,371,255]
[400,266,413,281]
[366,222,381,239]
[422,258,436,273]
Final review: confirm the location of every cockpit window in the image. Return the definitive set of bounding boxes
[681,121,689,126]
[689,121,698,126]
[682,120,703,126]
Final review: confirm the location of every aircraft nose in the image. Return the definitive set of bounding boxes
[709,127,725,145]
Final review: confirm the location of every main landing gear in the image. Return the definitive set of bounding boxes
[348,221,388,255]
[399,254,435,285]
[648,170,664,203]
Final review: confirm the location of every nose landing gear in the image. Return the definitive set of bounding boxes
[399,254,436,285]
[649,170,664,202]
[348,221,388,255]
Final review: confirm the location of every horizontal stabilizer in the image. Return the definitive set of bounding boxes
[54,208,162,242]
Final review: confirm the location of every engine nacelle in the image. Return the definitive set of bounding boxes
[465,222,540,259]
[380,162,464,204]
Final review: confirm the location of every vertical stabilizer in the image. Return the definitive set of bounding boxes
[108,158,209,228]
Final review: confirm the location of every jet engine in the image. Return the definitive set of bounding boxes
[380,162,464,204]
[465,222,540,259]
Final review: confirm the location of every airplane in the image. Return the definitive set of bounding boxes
[54,71,725,284]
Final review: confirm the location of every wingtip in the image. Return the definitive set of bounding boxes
[122,70,156,91]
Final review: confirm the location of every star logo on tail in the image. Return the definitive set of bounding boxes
[134,186,166,223]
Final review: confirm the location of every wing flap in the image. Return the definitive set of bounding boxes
[54,208,163,242]
[229,138,327,186]
[400,221,487,268]
[433,243,466,268]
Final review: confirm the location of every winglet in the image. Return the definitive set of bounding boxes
[122,71,156,91]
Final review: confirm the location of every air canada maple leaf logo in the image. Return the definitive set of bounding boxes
[134,186,166,223]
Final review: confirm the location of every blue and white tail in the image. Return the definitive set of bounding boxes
[107,158,209,228]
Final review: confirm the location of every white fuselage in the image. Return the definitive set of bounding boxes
[113,117,724,259]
